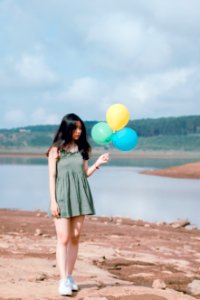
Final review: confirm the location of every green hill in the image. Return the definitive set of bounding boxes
[0,116,200,151]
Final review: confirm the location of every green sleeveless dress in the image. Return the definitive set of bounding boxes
[49,149,95,218]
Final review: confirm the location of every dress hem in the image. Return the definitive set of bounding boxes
[48,212,95,219]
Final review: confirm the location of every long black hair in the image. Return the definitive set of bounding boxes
[47,113,91,160]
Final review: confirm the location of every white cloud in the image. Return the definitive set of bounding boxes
[86,12,171,71]
[45,76,104,106]
[4,109,26,127]
[15,54,58,85]
[0,0,200,128]
[0,53,59,90]
[144,0,200,34]
[43,77,107,120]
[130,67,196,103]
[90,66,198,120]
[64,77,100,102]
[31,108,60,125]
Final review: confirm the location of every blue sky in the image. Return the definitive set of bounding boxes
[0,0,200,128]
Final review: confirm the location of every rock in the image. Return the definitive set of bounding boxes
[156,221,166,226]
[116,218,122,224]
[185,225,197,230]
[42,234,50,237]
[28,273,48,282]
[83,296,108,300]
[35,273,48,281]
[187,279,200,296]
[152,279,167,289]
[144,223,150,228]
[36,213,41,217]
[34,228,43,236]
[83,297,108,300]
[8,232,20,236]
[171,219,190,228]
[49,249,56,254]
[98,256,106,263]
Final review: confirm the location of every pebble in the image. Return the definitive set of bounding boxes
[116,218,122,224]
[171,219,190,228]
[34,228,43,236]
[49,249,56,254]
[144,224,150,228]
[156,221,166,226]
[98,256,106,263]
[83,297,108,300]
[35,273,48,281]
[152,279,167,289]
[187,279,200,296]
[42,234,50,237]
[185,226,197,230]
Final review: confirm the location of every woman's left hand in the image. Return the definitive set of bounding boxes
[95,153,110,167]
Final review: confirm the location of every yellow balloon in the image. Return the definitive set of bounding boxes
[106,104,130,131]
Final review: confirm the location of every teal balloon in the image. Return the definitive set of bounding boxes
[91,122,113,145]
[112,127,138,151]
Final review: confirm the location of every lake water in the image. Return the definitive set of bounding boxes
[0,157,200,227]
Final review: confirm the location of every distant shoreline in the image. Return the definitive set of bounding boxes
[0,149,200,159]
[142,161,200,179]
[1,149,200,179]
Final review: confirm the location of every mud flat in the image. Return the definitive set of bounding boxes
[143,161,200,179]
[0,209,200,299]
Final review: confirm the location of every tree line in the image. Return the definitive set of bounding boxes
[1,115,200,137]
[0,115,199,149]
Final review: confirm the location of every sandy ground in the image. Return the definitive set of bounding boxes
[0,209,200,300]
[143,161,200,179]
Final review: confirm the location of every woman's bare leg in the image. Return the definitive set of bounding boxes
[66,215,85,275]
[54,218,71,279]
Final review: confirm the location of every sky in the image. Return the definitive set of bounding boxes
[0,0,200,129]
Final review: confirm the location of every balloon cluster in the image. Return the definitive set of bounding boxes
[91,104,138,151]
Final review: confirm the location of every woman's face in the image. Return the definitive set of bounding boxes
[72,121,82,140]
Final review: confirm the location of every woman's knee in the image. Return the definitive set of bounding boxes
[57,233,70,245]
[70,232,80,244]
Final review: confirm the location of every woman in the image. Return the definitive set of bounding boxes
[47,113,109,296]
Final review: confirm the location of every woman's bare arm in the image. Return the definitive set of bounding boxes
[84,153,109,177]
[48,147,60,217]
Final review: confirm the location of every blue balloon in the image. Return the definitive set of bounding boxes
[112,127,138,151]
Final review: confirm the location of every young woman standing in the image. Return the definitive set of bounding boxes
[47,113,109,296]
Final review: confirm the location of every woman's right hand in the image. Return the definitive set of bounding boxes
[50,201,60,218]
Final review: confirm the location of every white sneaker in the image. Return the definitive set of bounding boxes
[67,275,79,291]
[58,279,72,296]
